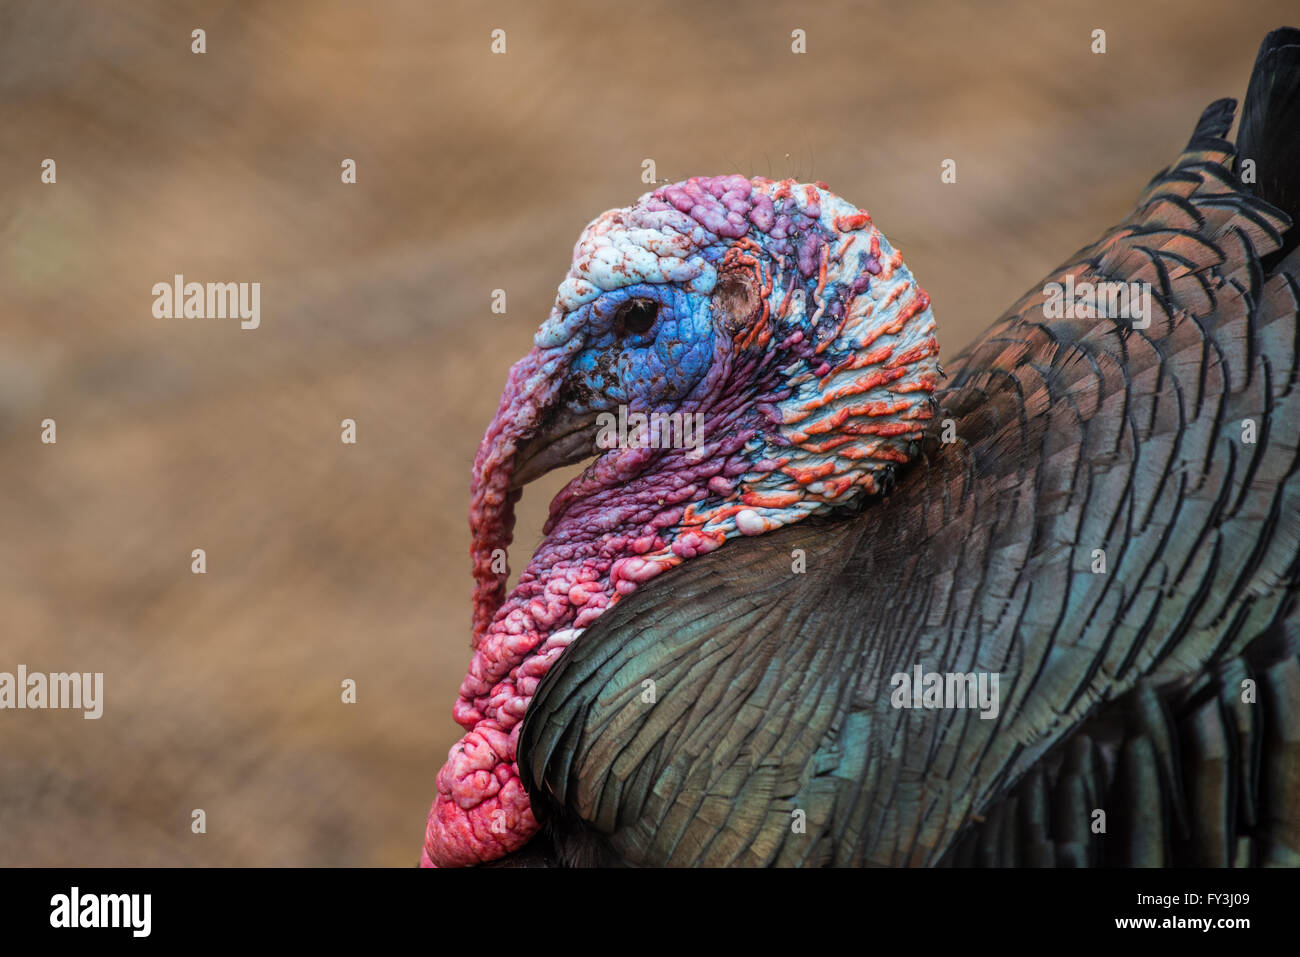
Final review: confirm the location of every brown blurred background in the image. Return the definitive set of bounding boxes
[0,0,1292,865]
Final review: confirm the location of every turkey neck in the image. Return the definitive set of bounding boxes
[424,429,759,867]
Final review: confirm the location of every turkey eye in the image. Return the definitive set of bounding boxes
[616,297,659,337]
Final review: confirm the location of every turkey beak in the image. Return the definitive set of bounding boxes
[509,406,602,490]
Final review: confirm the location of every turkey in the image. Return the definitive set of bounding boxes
[422,28,1300,867]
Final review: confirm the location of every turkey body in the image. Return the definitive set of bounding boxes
[497,30,1300,867]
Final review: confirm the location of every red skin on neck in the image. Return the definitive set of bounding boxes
[424,329,752,866]
[422,482,692,867]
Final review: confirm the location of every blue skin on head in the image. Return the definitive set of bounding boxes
[563,282,718,415]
